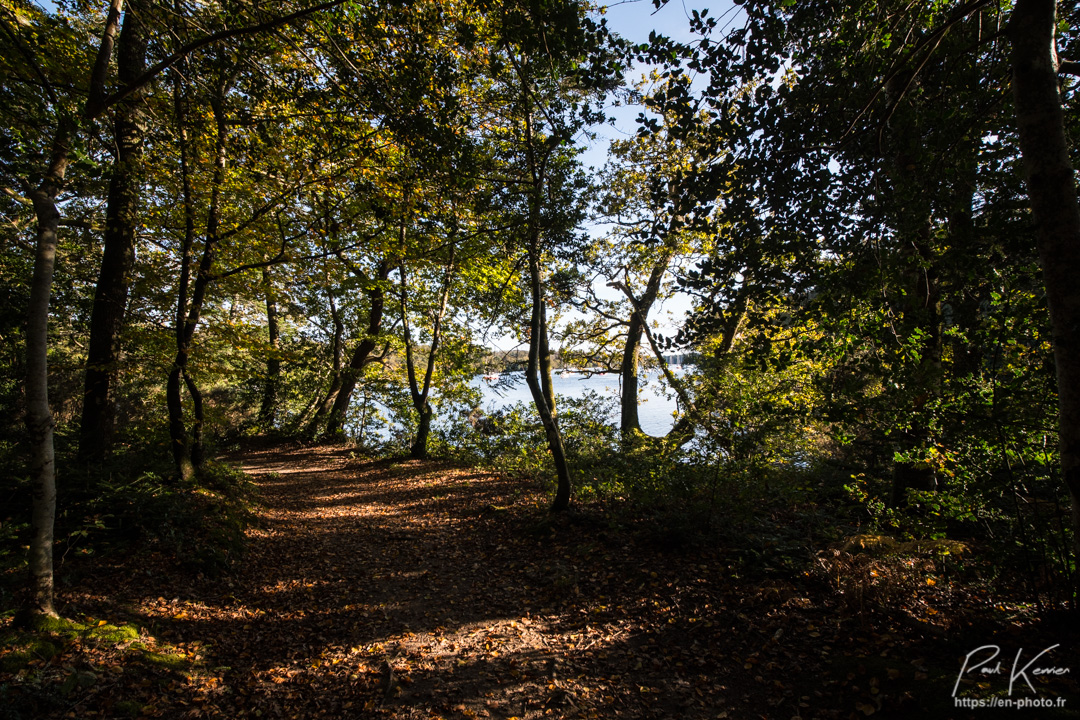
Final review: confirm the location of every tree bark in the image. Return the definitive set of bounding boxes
[539,301,556,417]
[527,243,573,511]
[517,99,572,511]
[22,0,124,621]
[322,259,391,439]
[619,251,672,438]
[168,75,229,480]
[79,0,148,462]
[302,289,345,438]
[400,245,454,459]
[258,265,281,431]
[1009,0,1080,601]
[25,125,73,619]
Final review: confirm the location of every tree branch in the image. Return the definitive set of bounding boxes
[101,0,346,111]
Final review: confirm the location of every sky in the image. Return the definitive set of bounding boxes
[579,0,733,173]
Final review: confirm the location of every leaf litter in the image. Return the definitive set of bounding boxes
[3,443,1077,719]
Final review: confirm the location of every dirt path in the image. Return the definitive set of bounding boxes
[202,444,774,719]
[11,444,1077,719]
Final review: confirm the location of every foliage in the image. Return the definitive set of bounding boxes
[0,0,1076,634]
[1,449,255,608]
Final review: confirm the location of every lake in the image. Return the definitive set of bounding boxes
[468,368,683,437]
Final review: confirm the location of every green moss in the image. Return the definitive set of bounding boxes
[136,649,190,671]
[1,650,30,672]
[84,623,139,644]
[0,637,60,671]
[113,700,143,718]
[22,614,84,635]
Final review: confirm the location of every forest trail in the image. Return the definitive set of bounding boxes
[13,443,1075,719]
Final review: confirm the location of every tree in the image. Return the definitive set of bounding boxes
[581,76,715,442]
[79,0,147,463]
[12,0,350,616]
[481,0,624,510]
[1008,0,1080,598]
[646,0,1078,597]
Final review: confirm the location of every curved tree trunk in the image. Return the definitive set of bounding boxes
[1009,0,1080,601]
[527,246,572,511]
[618,250,672,439]
[79,0,147,463]
[168,74,229,480]
[400,242,455,460]
[322,260,391,439]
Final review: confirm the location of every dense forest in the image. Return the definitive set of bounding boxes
[2,0,1079,717]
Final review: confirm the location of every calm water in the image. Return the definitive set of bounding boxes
[469,368,682,437]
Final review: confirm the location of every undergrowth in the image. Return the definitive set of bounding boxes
[1,448,257,613]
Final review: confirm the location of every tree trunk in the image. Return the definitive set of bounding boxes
[618,251,672,438]
[539,301,556,417]
[168,75,229,479]
[400,246,454,460]
[517,98,572,511]
[1009,0,1080,601]
[323,260,391,439]
[79,0,147,463]
[526,244,572,511]
[24,125,73,619]
[22,0,124,622]
[302,289,345,438]
[258,265,281,431]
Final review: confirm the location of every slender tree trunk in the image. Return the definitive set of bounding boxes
[24,125,73,620]
[79,0,147,462]
[168,76,229,479]
[184,369,204,468]
[302,289,345,438]
[518,100,572,511]
[258,265,281,430]
[621,310,644,434]
[539,302,556,417]
[22,0,124,621]
[323,260,391,439]
[167,72,196,479]
[400,245,454,459]
[526,243,572,511]
[618,251,672,438]
[1009,0,1080,602]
